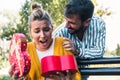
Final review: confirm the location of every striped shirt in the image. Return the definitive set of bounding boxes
[52,16,106,59]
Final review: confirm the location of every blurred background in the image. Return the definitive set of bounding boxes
[0,0,120,80]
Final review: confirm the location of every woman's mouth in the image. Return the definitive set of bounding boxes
[39,40,48,47]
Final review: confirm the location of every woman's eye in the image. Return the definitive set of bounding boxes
[34,30,40,33]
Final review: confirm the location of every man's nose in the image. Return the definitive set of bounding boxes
[66,21,70,28]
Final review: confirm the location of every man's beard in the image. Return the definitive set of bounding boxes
[68,26,84,34]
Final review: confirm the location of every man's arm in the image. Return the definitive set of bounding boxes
[78,21,106,59]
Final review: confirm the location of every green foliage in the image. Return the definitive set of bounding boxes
[0,0,31,41]
[93,0,112,18]
[0,50,9,69]
[0,75,12,80]
[95,7,112,17]
[18,0,31,41]
[105,44,120,57]
[0,10,19,40]
[0,23,16,40]
[115,44,120,56]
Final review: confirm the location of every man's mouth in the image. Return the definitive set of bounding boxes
[68,28,75,33]
[68,27,74,30]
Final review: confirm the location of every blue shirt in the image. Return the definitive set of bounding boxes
[53,16,106,59]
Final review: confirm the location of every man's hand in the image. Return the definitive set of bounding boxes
[62,38,79,55]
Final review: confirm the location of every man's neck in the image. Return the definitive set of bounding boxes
[76,27,86,41]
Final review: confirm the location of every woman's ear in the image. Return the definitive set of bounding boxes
[83,18,91,27]
[29,29,33,41]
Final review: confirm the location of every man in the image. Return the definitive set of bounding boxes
[53,0,106,80]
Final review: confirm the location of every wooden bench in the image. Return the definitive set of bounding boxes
[76,57,120,75]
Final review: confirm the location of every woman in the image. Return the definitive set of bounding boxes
[9,2,81,80]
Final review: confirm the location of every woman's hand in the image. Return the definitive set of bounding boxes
[65,70,73,80]
[63,38,79,55]
[51,71,73,80]
[8,64,27,80]
[49,72,66,80]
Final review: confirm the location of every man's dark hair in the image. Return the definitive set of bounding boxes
[65,0,94,22]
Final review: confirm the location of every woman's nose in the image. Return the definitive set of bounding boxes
[40,31,45,38]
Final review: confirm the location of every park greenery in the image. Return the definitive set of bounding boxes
[0,0,120,80]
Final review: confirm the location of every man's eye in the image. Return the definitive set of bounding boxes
[68,21,76,25]
[44,28,50,32]
[70,22,76,25]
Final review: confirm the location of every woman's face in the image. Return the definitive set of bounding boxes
[30,19,53,51]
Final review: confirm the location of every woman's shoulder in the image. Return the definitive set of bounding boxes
[54,37,69,45]
[54,37,65,41]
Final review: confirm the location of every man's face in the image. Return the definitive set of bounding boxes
[65,15,84,34]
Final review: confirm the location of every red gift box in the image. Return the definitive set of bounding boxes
[41,55,78,77]
[9,33,31,77]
